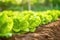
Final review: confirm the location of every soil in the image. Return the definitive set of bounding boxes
[0,19,60,40]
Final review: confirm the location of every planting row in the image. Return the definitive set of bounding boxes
[0,10,60,37]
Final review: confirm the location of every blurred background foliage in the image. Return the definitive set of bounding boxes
[0,0,60,11]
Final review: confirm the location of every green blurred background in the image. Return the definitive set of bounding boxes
[0,0,60,11]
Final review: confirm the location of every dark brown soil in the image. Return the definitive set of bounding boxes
[1,19,60,40]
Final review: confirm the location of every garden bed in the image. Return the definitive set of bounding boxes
[0,19,60,40]
[0,10,60,40]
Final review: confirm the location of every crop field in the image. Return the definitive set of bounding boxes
[0,0,60,40]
